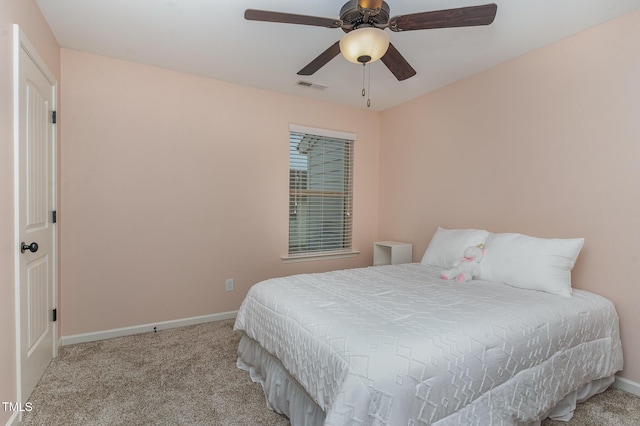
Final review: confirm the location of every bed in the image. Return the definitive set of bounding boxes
[234,229,623,425]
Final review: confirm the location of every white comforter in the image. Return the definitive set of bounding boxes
[234,263,623,425]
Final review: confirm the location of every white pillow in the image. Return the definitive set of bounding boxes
[480,232,584,297]
[421,227,489,269]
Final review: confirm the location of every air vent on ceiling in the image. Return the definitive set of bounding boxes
[296,80,328,91]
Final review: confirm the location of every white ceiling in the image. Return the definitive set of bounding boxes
[36,0,640,111]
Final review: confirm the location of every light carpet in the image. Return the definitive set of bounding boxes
[21,319,640,425]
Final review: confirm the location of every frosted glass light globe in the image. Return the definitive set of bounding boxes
[340,27,390,64]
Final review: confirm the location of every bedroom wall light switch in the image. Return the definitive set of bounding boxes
[225,279,234,292]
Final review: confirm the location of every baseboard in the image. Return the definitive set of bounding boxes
[614,376,640,396]
[60,311,238,346]
[4,410,19,426]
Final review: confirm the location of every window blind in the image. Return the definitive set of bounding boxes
[289,130,354,256]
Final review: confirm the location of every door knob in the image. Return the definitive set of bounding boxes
[20,242,39,253]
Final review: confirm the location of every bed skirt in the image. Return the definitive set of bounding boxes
[237,332,325,425]
[538,375,614,423]
[237,333,615,426]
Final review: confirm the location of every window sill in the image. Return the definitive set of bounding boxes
[282,250,360,263]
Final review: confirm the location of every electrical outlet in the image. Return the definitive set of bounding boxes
[225,278,234,292]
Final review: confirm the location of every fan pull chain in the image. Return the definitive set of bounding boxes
[361,63,372,108]
[362,63,366,98]
[367,63,371,108]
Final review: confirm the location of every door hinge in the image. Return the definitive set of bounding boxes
[52,308,57,322]
[52,210,57,224]
[51,110,57,124]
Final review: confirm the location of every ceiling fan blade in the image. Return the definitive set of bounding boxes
[380,42,416,81]
[297,41,342,76]
[389,3,497,32]
[244,9,342,28]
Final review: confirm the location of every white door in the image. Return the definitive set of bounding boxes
[16,28,57,404]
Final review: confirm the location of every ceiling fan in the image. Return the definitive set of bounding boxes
[245,0,498,81]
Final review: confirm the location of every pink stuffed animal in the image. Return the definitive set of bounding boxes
[441,244,485,283]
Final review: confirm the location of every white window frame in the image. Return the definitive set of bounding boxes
[282,124,359,263]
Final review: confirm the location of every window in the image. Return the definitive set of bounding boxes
[288,125,355,259]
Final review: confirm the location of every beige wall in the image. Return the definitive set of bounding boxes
[59,49,381,336]
[379,10,640,384]
[0,0,60,422]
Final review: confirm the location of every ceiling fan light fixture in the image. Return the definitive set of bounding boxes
[339,27,390,64]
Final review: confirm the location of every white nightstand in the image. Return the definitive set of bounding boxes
[373,241,413,266]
